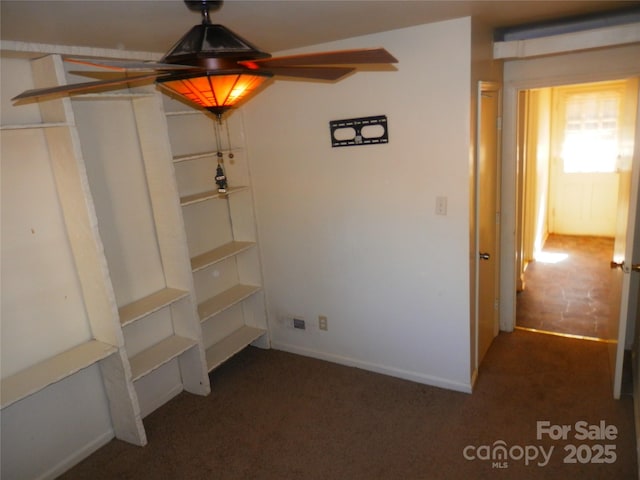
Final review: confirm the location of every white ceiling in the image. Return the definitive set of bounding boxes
[1,0,637,55]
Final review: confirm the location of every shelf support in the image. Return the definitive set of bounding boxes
[31,54,146,445]
[132,94,211,396]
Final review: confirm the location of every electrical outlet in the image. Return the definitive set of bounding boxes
[293,318,306,329]
[318,315,328,331]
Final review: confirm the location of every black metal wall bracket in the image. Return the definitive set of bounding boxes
[329,115,388,148]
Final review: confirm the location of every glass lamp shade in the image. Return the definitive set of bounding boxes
[159,72,271,116]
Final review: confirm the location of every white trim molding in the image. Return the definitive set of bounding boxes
[494,23,640,60]
[271,341,473,394]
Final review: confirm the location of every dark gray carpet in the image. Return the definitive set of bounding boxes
[59,329,636,479]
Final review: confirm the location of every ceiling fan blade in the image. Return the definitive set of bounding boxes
[242,48,398,68]
[65,57,195,71]
[12,74,160,101]
[266,66,355,81]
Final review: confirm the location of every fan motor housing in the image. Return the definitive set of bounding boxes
[161,23,272,67]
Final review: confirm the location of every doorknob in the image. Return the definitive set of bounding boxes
[479,252,490,260]
[610,261,640,272]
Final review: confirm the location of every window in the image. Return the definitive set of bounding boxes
[560,89,620,173]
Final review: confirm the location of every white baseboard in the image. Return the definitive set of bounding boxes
[35,429,114,480]
[271,341,472,394]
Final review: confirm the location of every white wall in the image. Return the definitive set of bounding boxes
[243,18,475,392]
[524,87,551,261]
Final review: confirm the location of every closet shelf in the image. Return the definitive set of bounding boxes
[165,110,203,117]
[180,186,247,207]
[198,284,261,322]
[205,326,266,372]
[0,122,71,131]
[173,151,218,163]
[191,241,256,273]
[71,93,156,100]
[129,335,197,382]
[118,288,190,328]
[173,149,242,163]
[0,340,117,409]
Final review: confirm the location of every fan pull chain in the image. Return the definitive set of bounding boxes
[224,118,235,164]
[213,118,227,193]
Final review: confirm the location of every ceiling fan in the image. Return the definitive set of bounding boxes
[13,0,398,118]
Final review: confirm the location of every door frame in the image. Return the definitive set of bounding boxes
[499,47,640,399]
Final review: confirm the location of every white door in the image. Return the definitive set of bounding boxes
[549,171,619,235]
[549,82,627,237]
[476,82,500,367]
[609,78,639,399]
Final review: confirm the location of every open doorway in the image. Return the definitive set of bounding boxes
[515,79,637,340]
[499,44,640,400]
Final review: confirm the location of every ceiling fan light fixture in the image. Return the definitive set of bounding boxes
[11,0,398,116]
[157,71,272,117]
[158,21,274,116]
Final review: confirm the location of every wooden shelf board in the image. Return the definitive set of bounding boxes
[72,93,155,100]
[191,241,256,272]
[119,287,189,328]
[180,185,247,207]
[205,326,266,372]
[198,284,261,322]
[0,122,70,131]
[1,340,117,409]
[173,151,218,163]
[129,335,197,382]
[165,110,203,117]
[173,149,244,163]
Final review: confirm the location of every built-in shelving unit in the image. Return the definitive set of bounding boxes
[2,55,269,467]
[0,54,220,451]
[164,98,269,373]
[1,54,149,447]
[70,78,212,420]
